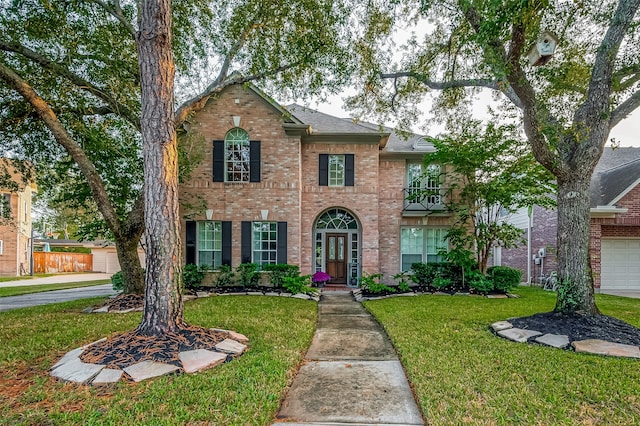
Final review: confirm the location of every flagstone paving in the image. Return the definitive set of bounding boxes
[492,321,640,358]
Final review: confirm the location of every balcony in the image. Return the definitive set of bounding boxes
[402,188,448,216]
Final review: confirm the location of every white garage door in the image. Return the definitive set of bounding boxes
[601,239,640,290]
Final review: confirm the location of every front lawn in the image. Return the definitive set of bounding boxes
[0,295,317,425]
[365,287,640,425]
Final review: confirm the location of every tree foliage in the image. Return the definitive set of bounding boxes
[349,0,640,314]
[0,0,353,294]
[427,121,555,273]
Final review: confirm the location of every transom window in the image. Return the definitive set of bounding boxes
[400,227,448,271]
[253,221,278,266]
[197,221,222,268]
[225,128,250,182]
[315,208,358,229]
[328,155,345,186]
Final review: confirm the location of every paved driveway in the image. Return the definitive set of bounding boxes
[0,273,112,288]
[599,290,640,299]
[0,284,116,312]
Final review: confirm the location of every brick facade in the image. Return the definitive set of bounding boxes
[178,85,452,285]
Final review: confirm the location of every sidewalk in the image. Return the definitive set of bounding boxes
[273,291,424,425]
[0,273,112,288]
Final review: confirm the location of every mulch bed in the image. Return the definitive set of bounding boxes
[79,326,230,370]
[509,311,640,346]
[104,293,144,311]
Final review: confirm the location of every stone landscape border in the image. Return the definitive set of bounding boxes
[50,329,249,385]
[352,288,519,302]
[492,320,640,359]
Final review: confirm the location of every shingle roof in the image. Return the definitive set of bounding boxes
[285,104,433,153]
[590,147,640,207]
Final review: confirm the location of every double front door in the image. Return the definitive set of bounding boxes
[326,233,347,284]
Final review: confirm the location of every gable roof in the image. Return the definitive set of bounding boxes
[590,147,640,207]
[286,104,433,154]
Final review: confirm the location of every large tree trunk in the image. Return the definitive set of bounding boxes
[136,0,184,335]
[554,175,600,315]
[114,234,145,294]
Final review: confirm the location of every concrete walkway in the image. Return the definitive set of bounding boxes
[273,291,424,425]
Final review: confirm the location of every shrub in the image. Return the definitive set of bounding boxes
[432,276,452,290]
[487,266,522,293]
[410,262,462,291]
[468,271,493,294]
[111,271,124,291]
[359,272,395,294]
[263,263,299,288]
[392,271,412,292]
[183,264,206,290]
[213,264,235,288]
[282,275,317,295]
[236,263,260,288]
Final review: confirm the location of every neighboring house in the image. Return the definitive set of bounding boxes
[495,204,557,284]
[590,147,640,291]
[0,159,36,276]
[499,147,640,291]
[178,84,452,287]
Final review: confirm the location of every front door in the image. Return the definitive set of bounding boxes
[326,233,347,284]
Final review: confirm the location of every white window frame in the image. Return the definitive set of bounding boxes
[197,221,222,268]
[400,227,448,271]
[252,221,278,267]
[225,128,250,182]
[0,240,3,255]
[328,155,345,187]
[405,163,442,205]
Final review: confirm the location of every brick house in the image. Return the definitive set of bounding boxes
[0,159,36,276]
[498,147,640,291]
[178,84,452,287]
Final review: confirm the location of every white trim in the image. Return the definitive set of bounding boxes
[608,177,640,206]
[0,239,3,255]
[590,206,628,218]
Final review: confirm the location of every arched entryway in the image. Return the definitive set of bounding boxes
[314,208,361,287]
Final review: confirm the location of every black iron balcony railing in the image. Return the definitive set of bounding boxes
[402,188,447,213]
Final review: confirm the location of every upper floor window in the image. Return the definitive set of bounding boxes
[319,154,354,186]
[213,130,261,183]
[406,163,442,205]
[0,193,10,219]
[225,128,250,182]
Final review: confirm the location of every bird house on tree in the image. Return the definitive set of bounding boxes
[527,32,559,66]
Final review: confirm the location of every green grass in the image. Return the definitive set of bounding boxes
[0,280,111,297]
[364,287,640,425]
[0,295,317,425]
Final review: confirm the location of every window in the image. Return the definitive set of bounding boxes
[328,155,345,186]
[319,154,354,186]
[405,163,442,205]
[400,227,448,271]
[225,128,250,182]
[0,193,10,218]
[0,240,3,255]
[252,222,278,266]
[197,221,222,268]
[212,130,260,183]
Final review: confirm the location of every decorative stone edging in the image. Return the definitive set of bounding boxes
[352,288,520,302]
[491,320,640,359]
[50,329,249,385]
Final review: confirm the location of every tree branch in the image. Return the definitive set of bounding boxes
[0,60,123,234]
[89,0,136,40]
[610,89,640,129]
[0,39,141,130]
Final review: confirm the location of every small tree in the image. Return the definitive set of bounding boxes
[427,121,555,274]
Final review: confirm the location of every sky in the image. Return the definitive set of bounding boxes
[303,90,640,148]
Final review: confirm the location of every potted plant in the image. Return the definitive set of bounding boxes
[312,271,331,288]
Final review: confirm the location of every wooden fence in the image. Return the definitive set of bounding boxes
[33,252,93,273]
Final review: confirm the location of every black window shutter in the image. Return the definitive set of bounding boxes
[241,221,252,264]
[249,140,261,182]
[345,154,355,186]
[277,222,287,264]
[319,154,328,186]
[185,221,196,264]
[222,221,232,266]
[213,140,224,182]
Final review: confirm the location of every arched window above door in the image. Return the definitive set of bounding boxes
[315,208,358,230]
